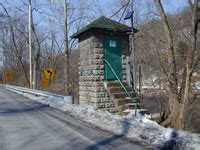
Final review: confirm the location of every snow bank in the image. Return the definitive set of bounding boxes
[11,89,200,149]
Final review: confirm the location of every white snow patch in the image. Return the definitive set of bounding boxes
[10,89,200,149]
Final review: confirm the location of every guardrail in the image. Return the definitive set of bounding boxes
[4,84,74,104]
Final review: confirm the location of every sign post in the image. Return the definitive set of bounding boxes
[42,78,49,88]
[6,71,14,84]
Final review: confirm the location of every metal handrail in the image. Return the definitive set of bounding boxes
[103,58,138,115]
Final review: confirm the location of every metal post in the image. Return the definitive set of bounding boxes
[131,17,136,91]
[29,4,33,89]
[138,65,142,97]
[124,0,136,91]
[130,0,137,116]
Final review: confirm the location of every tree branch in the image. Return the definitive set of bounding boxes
[155,0,178,94]
[110,0,130,19]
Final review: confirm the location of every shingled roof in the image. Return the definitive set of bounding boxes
[71,16,138,38]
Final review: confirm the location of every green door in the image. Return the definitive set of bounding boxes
[104,35,123,80]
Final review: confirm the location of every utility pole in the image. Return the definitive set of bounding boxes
[124,0,136,91]
[124,0,138,116]
[64,0,69,95]
[29,1,33,89]
[130,0,136,91]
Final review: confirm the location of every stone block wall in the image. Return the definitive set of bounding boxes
[78,31,129,113]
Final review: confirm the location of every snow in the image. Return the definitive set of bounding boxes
[9,88,200,149]
[192,81,200,89]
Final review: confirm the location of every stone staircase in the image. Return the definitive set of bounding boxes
[105,81,141,114]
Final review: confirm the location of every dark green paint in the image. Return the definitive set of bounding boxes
[104,35,123,80]
[71,16,138,38]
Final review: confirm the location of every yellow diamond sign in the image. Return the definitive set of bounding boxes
[44,67,55,79]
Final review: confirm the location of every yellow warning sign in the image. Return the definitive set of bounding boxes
[6,71,14,83]
[42,78,49,87]
[44,67,55,79]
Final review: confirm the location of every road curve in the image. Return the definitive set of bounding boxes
[0,87,152,150]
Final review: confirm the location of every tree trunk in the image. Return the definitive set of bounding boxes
[155,0,182,128]
[64,0,69,95]
[155,0,198,129]
[161,92,181,127]
[178,0,198,128]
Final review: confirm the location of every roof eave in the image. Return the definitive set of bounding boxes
[71,27,138,39]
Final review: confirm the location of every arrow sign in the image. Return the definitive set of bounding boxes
[47,70,53,78]
[44,67,55,79]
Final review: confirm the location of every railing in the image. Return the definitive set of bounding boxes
[4,84,74,104]
[103,59,138,115]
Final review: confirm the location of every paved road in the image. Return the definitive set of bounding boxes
[0,87,153,150]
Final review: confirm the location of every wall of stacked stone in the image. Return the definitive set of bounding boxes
[78,31,130,113]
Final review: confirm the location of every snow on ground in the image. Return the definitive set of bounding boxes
[8,88,200,149]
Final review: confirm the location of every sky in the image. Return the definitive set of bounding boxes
[0,0,190,36]
[0,0,189,27]
[0,0,189,66]
[0,0,188,20]
[162,0,188,13]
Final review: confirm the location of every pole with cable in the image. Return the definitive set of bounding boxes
[124,0,138,116]
[29,2,33,89]
[130,0,136,91]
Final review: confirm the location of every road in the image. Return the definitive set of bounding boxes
[0,87,153,150]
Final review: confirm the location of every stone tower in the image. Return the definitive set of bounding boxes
[71,16,138,113]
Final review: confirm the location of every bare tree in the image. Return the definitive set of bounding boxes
[155,0,199,128]
[0,3,30,86]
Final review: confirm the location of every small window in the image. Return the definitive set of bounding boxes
[109,40,116,47]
